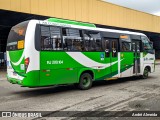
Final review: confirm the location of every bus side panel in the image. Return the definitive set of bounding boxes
[39,52,81,86]
[120,52,134,77]
[79,52,118,80]
[142,52,155,73]
[22,70,40,87]
[82,52,111,80]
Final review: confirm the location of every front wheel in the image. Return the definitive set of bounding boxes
[142,67,149,79]
[78,73,93,90]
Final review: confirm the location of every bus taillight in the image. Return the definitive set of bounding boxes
[25,57,30,71]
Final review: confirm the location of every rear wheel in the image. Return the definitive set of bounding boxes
[142,67,149,79]
[78,73,93,90]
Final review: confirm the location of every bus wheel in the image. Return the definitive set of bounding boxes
[78,73,93,90]
[142,67,149,79]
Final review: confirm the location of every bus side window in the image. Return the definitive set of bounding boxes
[72,39,83,51]
[63,28,84,51]
[83,31,102,51]
[50,26,62,50]
[120,35,132,52]
[132,43,136,52]
[112,41,118,50]
[64,37,83,51]
[40,26,62,50]
[105,40,109,50]
[121,42,131,51]
[41,26,51,50]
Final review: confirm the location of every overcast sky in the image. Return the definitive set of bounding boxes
[102,0,160,16]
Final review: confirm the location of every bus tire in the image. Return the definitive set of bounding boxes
[142,67,149,79]
[78,73,93,90]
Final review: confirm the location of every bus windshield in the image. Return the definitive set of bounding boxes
[7,21,29,51]
[141,36,152,50]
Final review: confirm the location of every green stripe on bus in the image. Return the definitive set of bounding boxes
[48,18,96,28]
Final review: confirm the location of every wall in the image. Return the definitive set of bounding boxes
[0,0,160,33]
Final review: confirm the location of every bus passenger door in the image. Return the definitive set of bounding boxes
[104,39,118,78]
[132,40,141,75]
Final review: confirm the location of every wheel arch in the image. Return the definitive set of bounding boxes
[78,68,95,82]
[143,65,151,73]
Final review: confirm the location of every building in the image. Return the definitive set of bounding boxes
[0,0,160,68]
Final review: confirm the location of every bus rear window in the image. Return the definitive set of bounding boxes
[7,21,29,51]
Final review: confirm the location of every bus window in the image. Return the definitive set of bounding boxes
[41,26,62,50]
[112,40,118,57]
[121,42,132,51]
[7,21,29,51]
[104,40,109,50]
[63,28,84,51]
[137,44,140,52]
[50,27,62,50]
[41,26,51,50]
[83,31,102,51]
[103,40,110,57]
[141,36,152,50]
[120,35,131,52]
[63,37,83,51]
[132,43,136,52]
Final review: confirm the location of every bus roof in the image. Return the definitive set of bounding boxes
[37,19,146,37]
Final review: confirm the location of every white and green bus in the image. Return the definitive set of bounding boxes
[6,18,155,90]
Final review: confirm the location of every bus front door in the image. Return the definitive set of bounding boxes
[132,41,141,75]
[104,39,118,78]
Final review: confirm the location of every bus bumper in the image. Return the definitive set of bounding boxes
[7,76,23,85]
[7,70,40,87]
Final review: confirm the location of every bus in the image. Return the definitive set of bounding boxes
[6,18,155,90]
